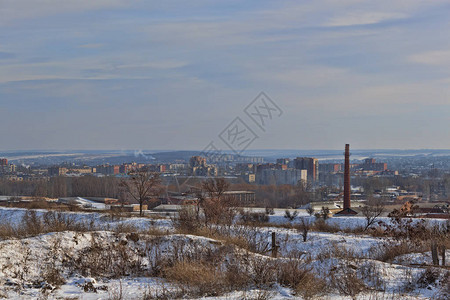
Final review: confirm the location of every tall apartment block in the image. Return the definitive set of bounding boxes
[293,157,319,182]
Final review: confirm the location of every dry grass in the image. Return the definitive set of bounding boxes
[368,240,429,262]
[0,210,96,240]
[163,261,226,296]
[276,254,326,300]
[294,272,327,300]
[317,243,361,262]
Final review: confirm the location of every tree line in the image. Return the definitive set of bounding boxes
[0,176,122,199]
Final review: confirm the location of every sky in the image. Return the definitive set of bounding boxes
[0,0,449,151]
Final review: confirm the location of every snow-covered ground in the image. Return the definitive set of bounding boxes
[0,207,448,299]
[241,207,448,229]
[0,207,172,231]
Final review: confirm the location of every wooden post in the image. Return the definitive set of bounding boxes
[431,240,439,266]
[272,232,278,258]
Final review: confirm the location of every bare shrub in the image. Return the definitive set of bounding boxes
[366,226,387,237]
[240,211,269,224]
[240,289,275,300]
[114,223,139,234]
[314,207,330,220]
[174,179,239,233]
[174,222,272,256]
[199,178,239,228]
[417,267,441,288]
[0,222,17,240]
[358,261,385,291]
[74,233,144,278]
[317,243,360,262]
[433,271,449,299]
[244,255,277,288]
[42,266,65,287]
[42,210,84,232]
[233,226,271,254]
[141,280,185,300]
[22,210,43,236]
[265,207,274,215]
[108,281,123,300]
[384,215,428,241]
[284,210,298,221]
[276,254,311,288]
[223,257,251,290]
[172,206,202,233]
[294,273,327,300]
[330,263,368,299]
[12,243,33,288]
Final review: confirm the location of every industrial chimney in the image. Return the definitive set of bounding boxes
[335,144,357,216]
[344,143,351,210]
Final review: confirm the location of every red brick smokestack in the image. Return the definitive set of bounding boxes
[344,144,351,210]
[335,144,357,216]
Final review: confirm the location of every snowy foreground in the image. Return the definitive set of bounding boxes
[0,207,448,299]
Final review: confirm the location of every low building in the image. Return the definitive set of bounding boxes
[95,165,120,175]
[67,167,92,174]
[48,166,68,176]
[111,204,148,212]
[223,191,256,206]
[319,163,341,173]
[258,169,307,185]
[303,200,366,213]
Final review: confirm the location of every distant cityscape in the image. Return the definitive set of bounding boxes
[1,148,449,210]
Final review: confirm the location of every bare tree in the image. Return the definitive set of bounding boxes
[306,206,315,216]
[361,197,385,231]
[120,168,162,216]
[430,222,448,266]
[298,217,312,242]
[202,177,229,200]
[200,178,237,227]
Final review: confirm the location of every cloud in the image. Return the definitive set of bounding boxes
[0,55,188,83]
[0,0,129,25]
[78,43,104,49]
[324,12,408,27]
[408,50,450,65]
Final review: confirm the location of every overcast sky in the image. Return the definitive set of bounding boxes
[0,0,449,151]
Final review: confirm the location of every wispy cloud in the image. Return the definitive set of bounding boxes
[324,12,408,27]
[408,50,450,65]
[78,43,104,49]
[0,0,129,25]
